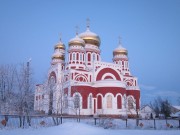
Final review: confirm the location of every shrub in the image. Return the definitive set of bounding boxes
[40,121,46,126]
[1,119,6,126]
[166,123,170,127]
[139,123,143,127]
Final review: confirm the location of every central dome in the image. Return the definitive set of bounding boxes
[79,28,101,47]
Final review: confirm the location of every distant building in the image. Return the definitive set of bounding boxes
[171,106,180,113]
[34,21,140,117]
[140,105,155,119]
[171,106,180,118]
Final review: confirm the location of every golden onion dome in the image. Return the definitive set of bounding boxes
[79,28,101,47]
[54,41,65,50]
[68,35,85,47]
[113,44,128,56]
[52,53,65,60]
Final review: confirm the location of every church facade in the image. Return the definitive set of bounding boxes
[34,23,140,117]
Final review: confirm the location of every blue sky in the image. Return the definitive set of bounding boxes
[0,0,180,105]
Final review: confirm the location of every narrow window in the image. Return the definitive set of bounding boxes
[74,94,80,109]
[92,53,95,61]
[89,95,92,109]
[80,53,82,61]
[97,96,102,109]
[107,95,112,108]
[73,53,75,60]
[117,95,122,109]
[128,97,134,109]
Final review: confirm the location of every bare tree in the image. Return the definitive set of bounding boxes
[160,99,171,118]
[41,71,67,125]
[150,97,161,118]
[150,97,171,118]
[14,62,34,127]
[0,64,16,126]
[0,63,34,127]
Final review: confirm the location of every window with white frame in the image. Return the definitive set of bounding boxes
[92,53,95,61]
[72,53,76,61]
[80,53,82,61]
[89,95,92,109]
[107,95,112,108]
[74,94,80,109]
[128,97,134,109]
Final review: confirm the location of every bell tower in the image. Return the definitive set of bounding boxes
[113,37,130,75]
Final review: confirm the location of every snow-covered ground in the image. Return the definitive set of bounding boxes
[0,122,180,135]
[1,116,180,130]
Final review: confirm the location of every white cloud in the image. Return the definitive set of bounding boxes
[139,84,156,91]
[155,90,180,97]
[142,90,180,98]
[141,89,180,105]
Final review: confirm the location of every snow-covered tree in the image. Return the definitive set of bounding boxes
[14,62,34,127]
[0,64,16,126]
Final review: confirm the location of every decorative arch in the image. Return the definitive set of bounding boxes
[125,79,134,86]
[101,73,116,80]
[96,68,121,81]
[74,74,88,82]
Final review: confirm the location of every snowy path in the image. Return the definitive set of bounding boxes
[0,122,180,135]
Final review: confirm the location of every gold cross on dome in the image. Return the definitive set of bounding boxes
[118,36,122,44]
[86,18,90,28]
[59,33,62,41]
[75,26,79,35]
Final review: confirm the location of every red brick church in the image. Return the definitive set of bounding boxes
[34,21,140,117]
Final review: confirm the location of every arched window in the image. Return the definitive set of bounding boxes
[74,94,80,109]
[88,53,91,61]
[117,95,122,109]
[92,53,95,61]
[73,53,75,60]
[97,95,102,109]
[80,53,82,61]
[97,54,99,61]
[128,97,134,109]
[76,53,79,60]
[107,95,112,108]
[48,76,56,115]
[89,95,92,109]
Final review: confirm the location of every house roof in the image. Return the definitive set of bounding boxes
[141,105,153,110]
[173,106,180,110]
